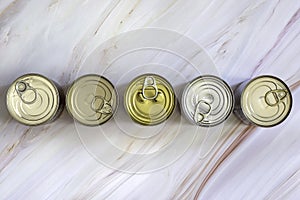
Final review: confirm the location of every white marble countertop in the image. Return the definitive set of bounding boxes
[1,0,300,199]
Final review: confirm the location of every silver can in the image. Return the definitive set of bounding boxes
[234,75,292,127]
[181,75,234,127]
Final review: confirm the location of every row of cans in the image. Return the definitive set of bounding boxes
[6,73,292,127]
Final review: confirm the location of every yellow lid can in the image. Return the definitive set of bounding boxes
[124,74,176,126]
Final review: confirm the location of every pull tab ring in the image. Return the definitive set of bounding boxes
[91,96,113,114]
[15,81,38,104]
[265,89,288,107]
[142,76,158,100]
[193,100,212,123]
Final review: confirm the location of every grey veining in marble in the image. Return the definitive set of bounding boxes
[0,0,300,199]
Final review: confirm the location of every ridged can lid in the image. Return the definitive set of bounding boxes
[181,75,234,127]
[124,74,175,126]
[240,75,292,127]
[6,73,61,126]
[66,75,118,126]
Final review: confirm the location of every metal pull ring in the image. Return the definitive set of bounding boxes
[15,81,38,104]
[142,76,158,100]
[193,100,212,123]
[265,89,288,107]
[91,96,112,114]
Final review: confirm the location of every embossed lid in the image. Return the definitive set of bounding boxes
[6,73,61,126]
[241,75,292,127]
[66,74,118,126]
[182,75,234,127]
[124,74,175,126]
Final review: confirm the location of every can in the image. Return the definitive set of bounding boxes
[6,73,64,126]
[66,74,118,126]
[181,75,234,127]
[234,75,292,127]
[124,74,176,126]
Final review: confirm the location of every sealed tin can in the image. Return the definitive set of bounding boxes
[6,73,64,126]
[66,74,118,126]
[124,74,175,126]
[234,75,292,127]
[181,75,234,127]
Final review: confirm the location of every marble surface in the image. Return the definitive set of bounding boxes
[0,0,300,199]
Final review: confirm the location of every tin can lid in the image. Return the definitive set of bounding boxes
[6,73,61,126]
[181,75,234,127]
[66,75,118,126]
[241,75,292,127]
[124,74,175,126]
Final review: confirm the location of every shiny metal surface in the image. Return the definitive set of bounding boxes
[181,75,234,127]
[6,73,63,126]
[124,74,175,126]
[235,75,292,127]
[66,74,118,126]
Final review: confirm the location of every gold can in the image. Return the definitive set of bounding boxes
[124,74,176,126]
[234,75,292,127]
[6,73,64,126]
[66,74,118,126]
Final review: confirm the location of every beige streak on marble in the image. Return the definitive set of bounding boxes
[0,0,300,199]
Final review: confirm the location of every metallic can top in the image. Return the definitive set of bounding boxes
[241,75,292,127]
[66,74,118,126]
[182,75,234,127]
[6,73,61,126]
[124,74,175,126]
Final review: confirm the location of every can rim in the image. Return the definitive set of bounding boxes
[66,74,118,127]
[124,73,176,126]
[240,75,293,127]
[6,73,61,126]
[181,74,234,127]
